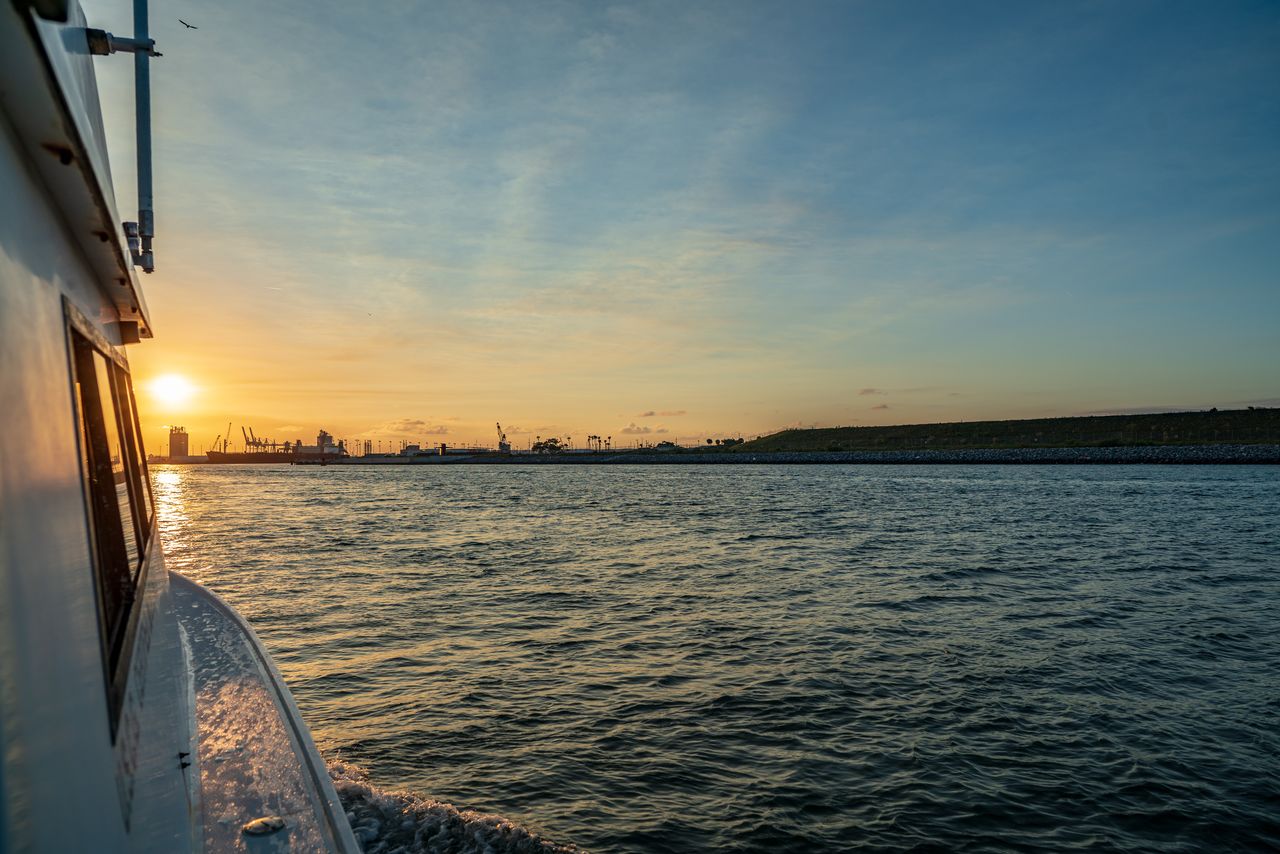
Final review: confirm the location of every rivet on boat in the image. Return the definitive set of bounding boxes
[242,815,286,836]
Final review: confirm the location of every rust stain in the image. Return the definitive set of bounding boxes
[40,142,74,165]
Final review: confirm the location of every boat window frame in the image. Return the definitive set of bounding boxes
[119,365,155,532]
[64,298,155,738]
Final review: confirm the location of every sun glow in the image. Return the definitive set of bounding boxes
[148,374,195,407]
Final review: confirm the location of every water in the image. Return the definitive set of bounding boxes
[153,464,1280,852]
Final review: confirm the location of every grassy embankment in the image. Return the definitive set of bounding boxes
[737,408,1280,453]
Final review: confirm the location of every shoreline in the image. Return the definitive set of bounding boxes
[158,444,1280,466]
[428,445,1280,464]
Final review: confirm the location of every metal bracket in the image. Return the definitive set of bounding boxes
[122,221,149,269]
[85,28,161,57]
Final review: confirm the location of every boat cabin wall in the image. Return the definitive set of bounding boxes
[0,9,195,853]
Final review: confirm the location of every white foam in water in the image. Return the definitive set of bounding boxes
[328,760,582,854]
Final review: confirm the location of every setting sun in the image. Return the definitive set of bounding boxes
[148,374,195,407]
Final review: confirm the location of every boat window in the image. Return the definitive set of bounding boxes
[91,353,141,568]
[70,329,149,731]
[115,367,153,537]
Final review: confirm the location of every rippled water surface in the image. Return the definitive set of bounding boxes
[153,464,1280,852]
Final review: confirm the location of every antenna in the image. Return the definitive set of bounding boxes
[86,0,160,272]
[133,0,155,271]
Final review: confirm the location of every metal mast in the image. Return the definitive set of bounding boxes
[86,0,160,272]
[133,0,155,271]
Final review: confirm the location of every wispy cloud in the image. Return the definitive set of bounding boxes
[361,418,451,437]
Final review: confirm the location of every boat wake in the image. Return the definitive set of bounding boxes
[328,760,582,854]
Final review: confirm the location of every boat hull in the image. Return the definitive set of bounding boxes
[206,451,296,464]
[170,573,358,852]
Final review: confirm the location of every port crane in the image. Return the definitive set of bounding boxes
[209,421,231,454]
[241,425,282,452]
[496,422,511,453]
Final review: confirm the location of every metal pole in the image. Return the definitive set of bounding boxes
[134,0,154,272]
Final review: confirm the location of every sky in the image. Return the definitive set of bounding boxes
[83,0,1280,452]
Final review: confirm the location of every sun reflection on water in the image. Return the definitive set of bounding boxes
[150,465,194,576]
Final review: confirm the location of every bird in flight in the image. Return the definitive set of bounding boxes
[178,19,198,29]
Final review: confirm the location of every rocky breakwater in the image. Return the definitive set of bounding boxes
[470,444,1280,465]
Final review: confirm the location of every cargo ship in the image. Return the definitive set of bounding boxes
[204,449,296,463]
[205,427,348,463]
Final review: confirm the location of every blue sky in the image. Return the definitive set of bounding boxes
[87,0,1280,446]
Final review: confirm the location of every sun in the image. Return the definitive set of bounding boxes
[148,374,195,407]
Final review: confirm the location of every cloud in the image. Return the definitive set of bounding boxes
[364,418,451,437]
[579,31,617,60]
[871,404,890,410]
[658,410,686,417]
[620,422,652,434]
[654,428,669,434]
[859,388,886,396]
[636,410,656,417]
[637,409,687,417]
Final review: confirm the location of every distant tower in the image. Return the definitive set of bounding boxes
[169,426,189,458]
[363,439,373,456]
